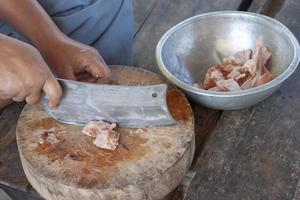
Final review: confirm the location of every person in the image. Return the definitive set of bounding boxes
[0,0,134,109]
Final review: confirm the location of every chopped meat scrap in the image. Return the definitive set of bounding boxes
[82,120,119,150]
[93,129,119,150]
[202,65,225,89]
[82,120,116,137]
[256,71,274,86]
[242,59,255,75]
[226,68,242,80]
[236,73,246,81]
[195,37,274,91]
[216,79,241,91]
[203,78,216,89]
[208,86,224,91]
[218,64,233,74]
[223,49,252,65]
[241,77,253,90]
[192,83,203,88]
[250,38,273,86]
[210,67,224,80]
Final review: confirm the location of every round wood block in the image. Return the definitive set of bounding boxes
[16,66,195,200]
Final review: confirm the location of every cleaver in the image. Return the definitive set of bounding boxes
[40,79,175,128]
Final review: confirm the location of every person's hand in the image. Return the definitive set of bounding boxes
[40,36,111,83]
[0,34,62,108]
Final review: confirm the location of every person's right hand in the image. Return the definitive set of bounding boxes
[0,34,62,108]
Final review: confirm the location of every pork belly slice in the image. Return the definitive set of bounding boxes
[203,65,224,89]
[201,37,273,91]
[82,120,119,150]
[208,86,224,92]
[216,78,241,91]
[226,68,246,82]
[242,59,255,76]
[217,64,239,76]
[209,67,224,80]
[223,49,252,66]
[82,120,116,137]
[203,78,216,89]
[252,38,272,76]
[256,70,274,86]
[192,83,202,88]
[93,129,119,150]
[241,38,272,87]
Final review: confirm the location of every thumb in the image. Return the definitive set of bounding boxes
[43,76,63,108]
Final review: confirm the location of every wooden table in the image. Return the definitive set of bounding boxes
[0,0,299,199]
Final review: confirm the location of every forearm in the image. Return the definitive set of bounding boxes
[0,0,65,51]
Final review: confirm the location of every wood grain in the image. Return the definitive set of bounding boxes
[16,66,195,200]
[133,0,158,36]
[133,0,244,73]
[187,0,300,199]
[0,103,29,191]
[0,140,29,191]
[247,0,271,13]
[132,1,244,199]
[0,103,24,153]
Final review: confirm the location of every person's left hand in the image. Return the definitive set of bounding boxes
[40,36,111,83]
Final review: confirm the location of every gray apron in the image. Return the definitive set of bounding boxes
[0,0,134,65]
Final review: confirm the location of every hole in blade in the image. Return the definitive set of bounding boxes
[152,93,158,98]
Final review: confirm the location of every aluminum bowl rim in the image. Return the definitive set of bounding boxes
[156,11,300,98]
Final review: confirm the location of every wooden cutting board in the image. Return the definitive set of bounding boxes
[16,66,195,200]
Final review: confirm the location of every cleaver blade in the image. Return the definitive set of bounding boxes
[40,79,176,128]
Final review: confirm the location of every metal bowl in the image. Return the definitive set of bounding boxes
[156,11,300,110]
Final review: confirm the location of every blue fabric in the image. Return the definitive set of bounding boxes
[0,0,134,65]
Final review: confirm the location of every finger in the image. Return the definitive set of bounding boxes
[12,90,30,102]
[61,71,76,80]
[76,72,97,83]
[85,59,111,83]
[42,76,63,108]
[26,91,42,105]
[58,67,76,80]
[95,76,112,84]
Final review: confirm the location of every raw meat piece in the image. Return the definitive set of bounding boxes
[210,67,224,80]
[192,83,202,88]
[252,38,272,75]
[93,129,119,150]
[226,68,243,80]
[203,66,224,89]
[256,71,274,86]
[223,49,252,65]
[82,120,119,150]
[249,38,273,86]
[208,86,224,91]
[261,46,272,67]
[241,59,255,75]
[203,78,216,89]
[217,64,237,76]
[216,79,241,91]
[241,77,253,90]
[82,121,116,137]
[241,72,259,89]
[236,73,246,81]
[197,37,274,91]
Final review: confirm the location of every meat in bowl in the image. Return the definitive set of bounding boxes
[193,38,274,91]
